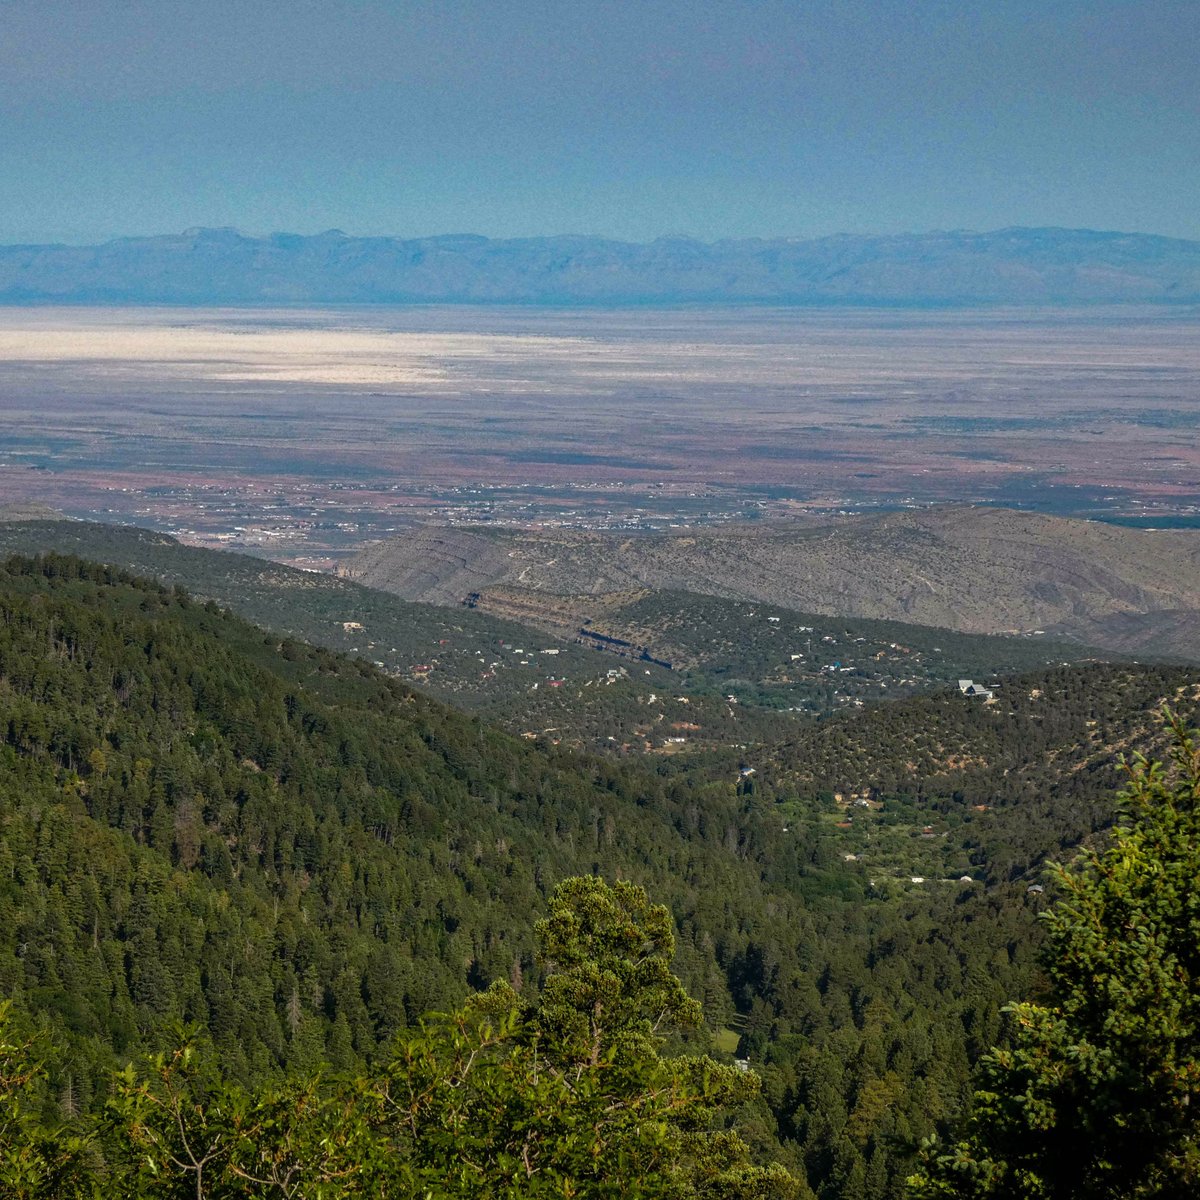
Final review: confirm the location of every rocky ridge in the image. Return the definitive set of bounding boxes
[342,507,1200,661]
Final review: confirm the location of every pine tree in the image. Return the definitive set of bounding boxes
[910,713,1200,1199]
[362,875,806,1198]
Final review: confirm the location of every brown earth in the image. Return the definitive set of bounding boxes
[342,506,1200,661]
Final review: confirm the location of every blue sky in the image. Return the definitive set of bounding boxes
[3,0,1198,243]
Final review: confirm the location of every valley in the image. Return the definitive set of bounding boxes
[1,305,1198,567]
[0,298,1197,1200]
[0,499,1196,1200]
[0,550,1195,1199]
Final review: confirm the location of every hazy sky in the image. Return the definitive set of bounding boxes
[3,0,1198,244]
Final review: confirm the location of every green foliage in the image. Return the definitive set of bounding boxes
[534,876,703,1065]
[106,1033,372,1198]
[5,879,803,1198]
[910,712,1200,1198]
[0,551,767,1080]
[0,1001,94,1199]
[0,551,1192,1199]
[360,878,802,1197]
[754,661,1197,886]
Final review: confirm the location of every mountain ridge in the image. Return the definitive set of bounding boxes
[0,516,1104,750]
[4,226,1200,305]
[342,507,1200,661]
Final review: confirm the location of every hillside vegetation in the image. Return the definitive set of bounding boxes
[0,518,1105,753]
[0,876,804,1198]
[343,507,1200,660]
[0,553,1195,1197]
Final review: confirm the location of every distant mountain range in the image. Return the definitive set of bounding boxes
[2,226,1200,305]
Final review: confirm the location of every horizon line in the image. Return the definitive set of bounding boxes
[3,224,1199,251]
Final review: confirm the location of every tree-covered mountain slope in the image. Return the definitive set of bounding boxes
[1,877,809,1199]
[517,586,1101,701]
[0,554,763,1072]
[672,662,1200,890]
[0,553,1194,1199]
[0,518,714,749]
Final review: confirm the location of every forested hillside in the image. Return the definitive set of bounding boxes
[0,554,1194,1197]
[0,519,1105,754]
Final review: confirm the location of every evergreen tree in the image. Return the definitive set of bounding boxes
[363,875,804,1198]
[96,877,806,1197]
[910,713,1200,1199]
[0,1002,92,1199]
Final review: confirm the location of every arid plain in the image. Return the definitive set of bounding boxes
[0,304,1197,564]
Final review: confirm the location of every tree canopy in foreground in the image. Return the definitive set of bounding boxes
[1,876,802,1198]
[910,712,1200,1199]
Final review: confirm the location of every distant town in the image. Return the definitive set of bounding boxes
[1,305,1197,568]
